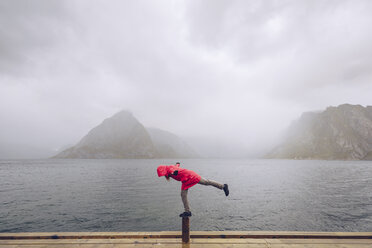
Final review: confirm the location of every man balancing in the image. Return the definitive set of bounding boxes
[157,162,229,217]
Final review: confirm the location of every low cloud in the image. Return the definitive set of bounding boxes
[0,0,371,158]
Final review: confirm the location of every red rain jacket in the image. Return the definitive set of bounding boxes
[157,164,201,190]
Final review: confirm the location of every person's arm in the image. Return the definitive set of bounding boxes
[168,165,179,176]
[166,170,178,180]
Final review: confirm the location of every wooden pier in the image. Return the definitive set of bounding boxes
[1,231,372,247]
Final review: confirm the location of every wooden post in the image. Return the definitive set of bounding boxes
[182,216,190,243]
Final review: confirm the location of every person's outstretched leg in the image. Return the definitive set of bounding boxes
[180,189,192,217]
[198,178,229,196]
[198,178,223,189]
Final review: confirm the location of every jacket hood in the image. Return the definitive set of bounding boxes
[157,165,168,177]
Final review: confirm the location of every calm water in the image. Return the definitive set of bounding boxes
[0,159,371,232]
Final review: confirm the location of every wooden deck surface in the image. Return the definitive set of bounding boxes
[1,232,371,247]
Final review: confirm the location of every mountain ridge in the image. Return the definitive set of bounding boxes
[266,104,372,160]
[54,110,197,159]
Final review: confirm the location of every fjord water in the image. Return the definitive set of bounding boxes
[0,159,371,232]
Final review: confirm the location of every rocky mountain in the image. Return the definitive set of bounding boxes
[54,110,197,159]
[54,111,157,158]
[147,128,198,158]
[267,104,372,160]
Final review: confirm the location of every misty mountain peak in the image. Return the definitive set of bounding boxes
[267,104,372,160]
[54,110,198,159]
[54,110,156,158]
[110,110,134,120]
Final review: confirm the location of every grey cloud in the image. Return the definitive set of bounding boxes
[185,1,372,60]
[0,0,73,76]
[184,0,372,116]
[0,0,372,158]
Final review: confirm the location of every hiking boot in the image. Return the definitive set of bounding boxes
[179,211,192,217]
[223,184,229,196]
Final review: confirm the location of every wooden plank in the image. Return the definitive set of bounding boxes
[269,245,372,248]
[266,238,372,244]
[1,232,371,240]
[0,239,371,248]
[2,244,369,248]
[0,238,267,245]
[0,232,372,248]
[190,231,372,239]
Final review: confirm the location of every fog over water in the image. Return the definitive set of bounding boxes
[1,0,372,158]
[1,159,372,232]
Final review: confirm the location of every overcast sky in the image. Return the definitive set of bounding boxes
[1,0,372,157]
